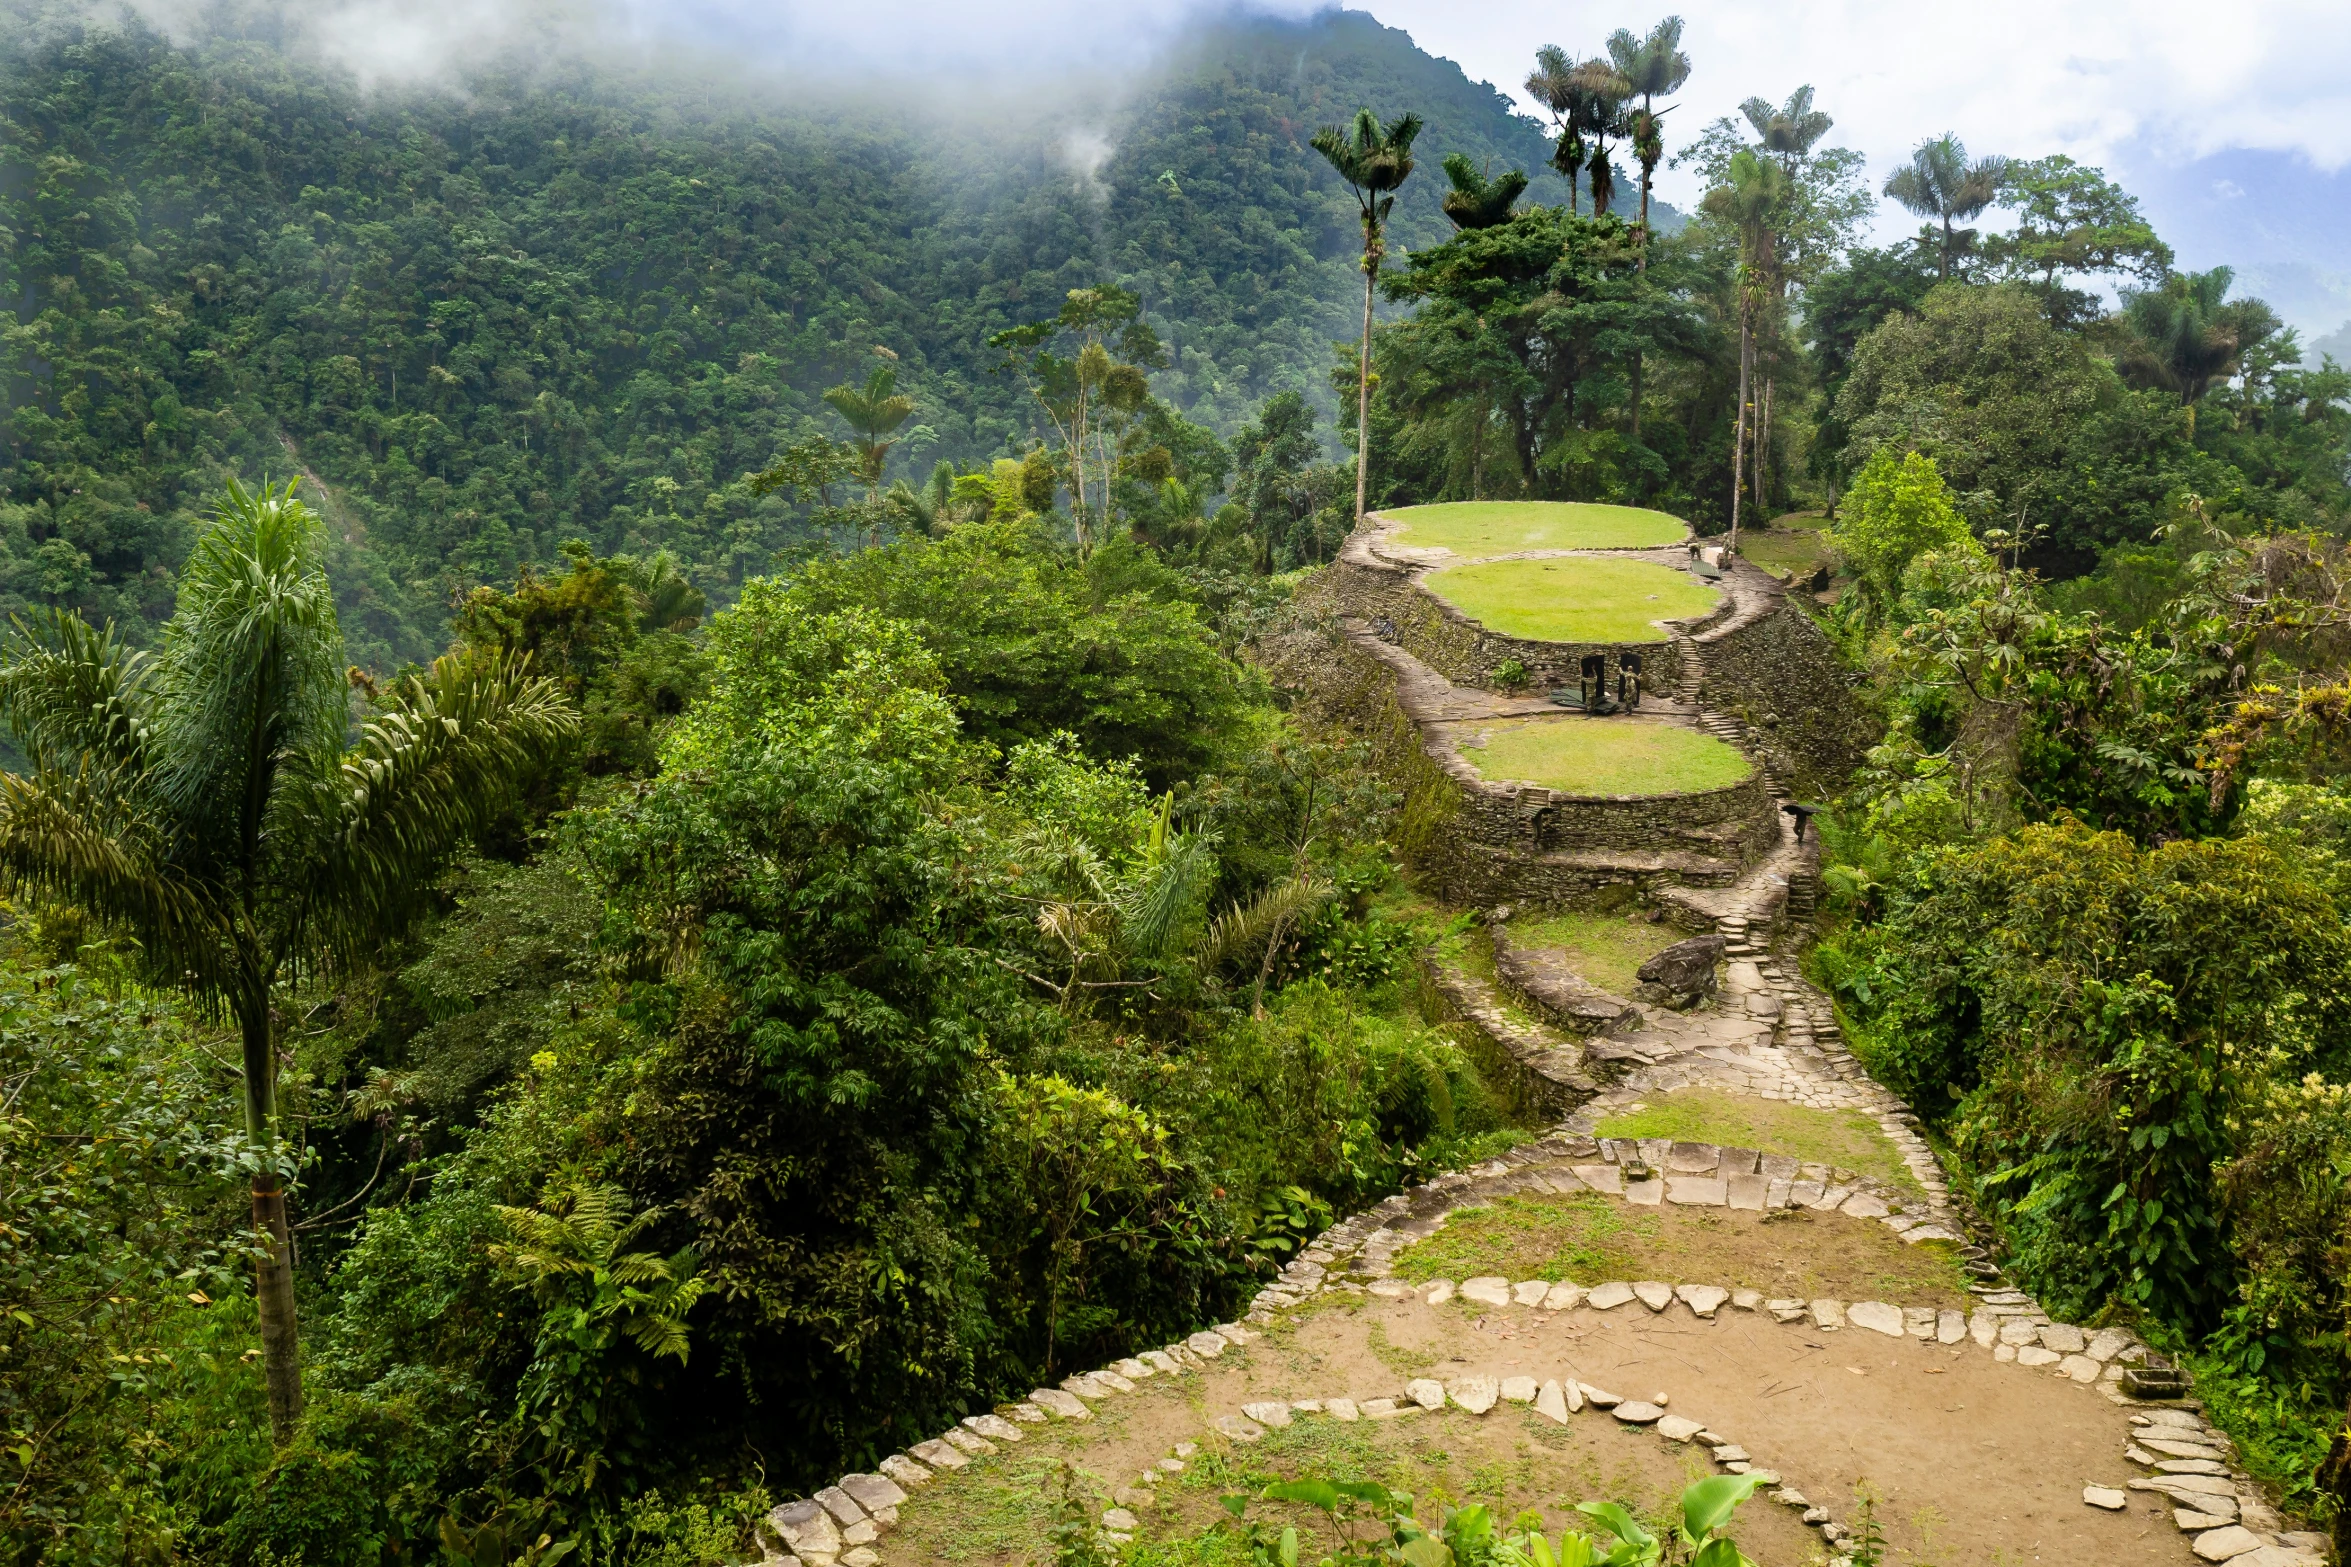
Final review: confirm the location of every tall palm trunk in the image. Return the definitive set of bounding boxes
[1730,303,1751,552]
[1755,376,1774,515]
[1354,253,1375,523]
[239,979,303,1443]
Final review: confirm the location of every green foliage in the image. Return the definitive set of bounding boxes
[770,521,1245,784]
[1209,1469,1759,1567]
[0,11,1604,654]
[1822,448,1982,609]
[1849,822,2351,1324]
[1373,208,1703,514]
[0,967,253,1562]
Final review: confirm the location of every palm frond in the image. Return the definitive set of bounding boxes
[1119,826,1218,961]
[299,647,578,969]
[0,609,157,773]
[0,765,232,994]
[150,478,348,851]
[1199,875,1331,976]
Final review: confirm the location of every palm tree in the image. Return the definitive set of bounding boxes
[1573,57,1633,216]
[1885,134,2009,280]
[1526,46,1592,215]
[1439,153,1528,230]
[1312,108,1424,526]
[0,480,575,1443]
[822,363,916,505]
[1605,16,1693,261]
[1604,16,1692,446]
[1741,85,1833,173]
[2123,266,2274,411]
[1733,88,1833,515]
[1701,149,1790,550]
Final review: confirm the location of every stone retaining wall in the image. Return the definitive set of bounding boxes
[1261,615,1779,905]
[1303,537,1687,696]
[1691,566,1879,796]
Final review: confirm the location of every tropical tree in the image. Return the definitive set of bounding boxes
[1606,15,1693,256]
[1438,153,1527,230]
[1702,148,1790,547]
[1727,86,1835,513]
[1525,46,1594,215]
[1741,84,1833,173]
[1990,154,2173,320]
[0,480,575,1443]
[1884,133,2010,280]
[988,286,1170,553]
[823,362,916,510]
[1311,108,1424,526]
[1573,57,1633,217]
[2123,266,2284,411]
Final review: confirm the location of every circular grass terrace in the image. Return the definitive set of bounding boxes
[1458,716,1752,796]
[1379,500,1688,557]
[1425,555,1720,643]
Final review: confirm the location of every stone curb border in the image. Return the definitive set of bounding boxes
[2089,1404,2330,1566]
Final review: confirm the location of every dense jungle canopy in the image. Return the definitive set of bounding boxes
[7,3,2351,1565]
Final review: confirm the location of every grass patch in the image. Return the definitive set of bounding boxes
[1425,557,1718,643]
[1502,911,1678,995]
[1390,1192,1971,1304]
[1383,501,1687,556]
[1458,719,1751,797]
[1595,1088,1921,1195]
[1736,529,1836,581]
[1399,1194,1652,1284]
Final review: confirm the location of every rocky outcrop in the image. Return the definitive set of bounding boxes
[1491,925,1640,1035]
[1630,933,1725,1008]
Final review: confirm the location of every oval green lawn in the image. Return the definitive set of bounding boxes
[1459,718,1753,796]
[1426,556,1719,642]
[1382,501,1688,556]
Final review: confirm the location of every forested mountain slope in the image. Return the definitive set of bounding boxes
[1,7,1659,665]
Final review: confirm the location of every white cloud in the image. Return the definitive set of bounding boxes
[1365,0,2351,206]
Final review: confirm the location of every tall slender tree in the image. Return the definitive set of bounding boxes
[1574,57,1634,216]
[0,481,575,1444]
[1703,150,1790,549]
[1526,46,1593,215]
[1731,87,1834,513]
[1605,16,1692,444]
[1606,16,1693,262]
[823,362,916,513]
[1312,108,1424,525]
[1885,133,2010,280]
[1742,85,1834,173]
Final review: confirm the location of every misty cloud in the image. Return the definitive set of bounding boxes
[113,0,1328,87]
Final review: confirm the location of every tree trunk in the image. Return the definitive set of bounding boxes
[1730,305,1751,553]
[1755,376,1774,516]
[240,991,302,1444]
[1354,258,1374,524]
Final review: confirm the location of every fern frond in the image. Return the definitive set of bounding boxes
[1199,875,1330,976]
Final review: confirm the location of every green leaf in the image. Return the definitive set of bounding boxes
[1396,1534,1453,1567]
[1572,1503,1650,1550]
[1687,1539,1745,1567]
[1678,1474,1763,1540]
[1280,1525,1299,1567]
[1265,1480,1342,1513]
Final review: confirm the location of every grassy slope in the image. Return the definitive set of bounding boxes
[1502,910,1678,995]
[1383,502,1689,556]
[1595,1089,1921,1196]
[1425,558,1720,643]
[1458,719,1751,796]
